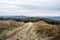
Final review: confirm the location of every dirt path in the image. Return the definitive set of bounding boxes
[6,22,53,40]
[6,22,33,40]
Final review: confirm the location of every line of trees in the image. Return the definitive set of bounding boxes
[0,17,60,25]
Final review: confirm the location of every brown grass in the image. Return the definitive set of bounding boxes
[0,20,25,32]
[31,21,60,40]
[0,20,25,40]
[0,20,60,40]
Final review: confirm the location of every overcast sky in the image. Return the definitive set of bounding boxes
[0,0,60,16]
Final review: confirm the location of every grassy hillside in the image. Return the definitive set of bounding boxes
[0,20,25,40]
[0,17,60,40]
[31,21,60,40]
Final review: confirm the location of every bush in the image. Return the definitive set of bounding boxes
[0,20,25,33]
[32,22,60,40]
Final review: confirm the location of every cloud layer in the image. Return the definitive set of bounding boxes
[0,0,60,16]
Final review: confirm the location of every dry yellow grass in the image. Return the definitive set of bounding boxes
[0,20,25,40]
[0,20,25,33]
[31,21,60,40]
[0,20,25,27]
[0,20,60,40]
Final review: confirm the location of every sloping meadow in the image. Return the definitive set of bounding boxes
[31,21,60,40]
[0,20,25,40]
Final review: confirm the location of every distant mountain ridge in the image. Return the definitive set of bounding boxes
[35,16,60,21]
[0,16,29,19]
[46,16,60,21]
[0,16,60,21]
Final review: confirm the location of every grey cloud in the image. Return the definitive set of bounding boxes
[18,4,60,12]
[0,1,60,11]
[0,0,60,16]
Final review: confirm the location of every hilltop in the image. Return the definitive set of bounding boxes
[0,17,60,40]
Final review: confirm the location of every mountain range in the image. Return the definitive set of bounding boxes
[0,16,60,21]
